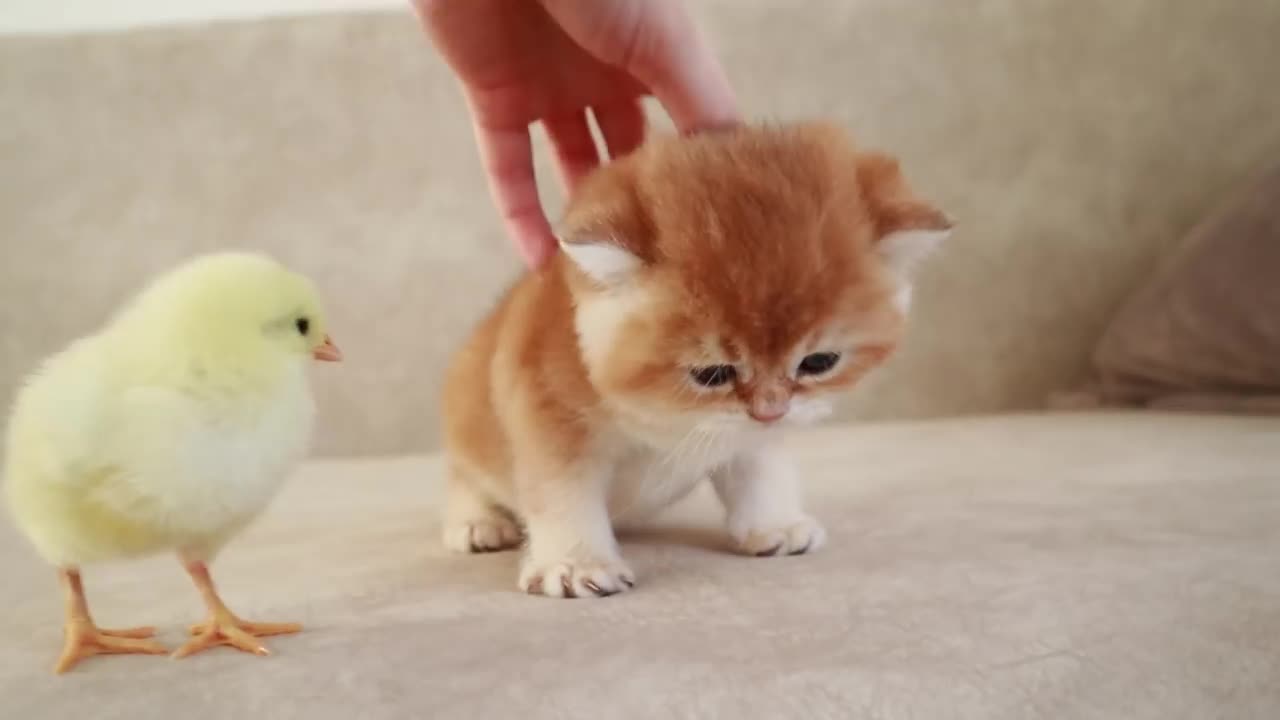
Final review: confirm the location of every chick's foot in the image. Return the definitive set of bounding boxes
[173,610,302,659]
[52,568,168,674]
[173,559,300,660]
[55,621,168,674]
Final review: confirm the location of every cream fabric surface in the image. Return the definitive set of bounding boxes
[4,2,1280,456]
[2,413,1278,719]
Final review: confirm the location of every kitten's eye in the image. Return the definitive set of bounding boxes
[295,317,310,336]
[689,364,736,388]
[798,352,840,376]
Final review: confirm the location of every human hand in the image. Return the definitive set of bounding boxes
[415,0,739,268]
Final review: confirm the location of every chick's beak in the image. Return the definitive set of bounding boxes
[313,334,342,362]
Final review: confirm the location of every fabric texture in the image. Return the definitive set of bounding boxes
[1083,163,1280,412]
[4,2,1280,456]
[4,4,1280,717]
[2,413,1278,719]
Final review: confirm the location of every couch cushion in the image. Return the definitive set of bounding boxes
[1084,162,1280,412]
[2,413,1278,718]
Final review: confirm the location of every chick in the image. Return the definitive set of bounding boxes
[3,252,341,673]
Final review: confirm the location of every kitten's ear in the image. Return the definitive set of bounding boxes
[876,203,953,281]
[557,164,647,286]
[857,152,953,281]
[557,233,642,285]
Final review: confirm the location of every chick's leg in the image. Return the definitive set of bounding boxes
[54,568,167,674]
[172,560,301,659]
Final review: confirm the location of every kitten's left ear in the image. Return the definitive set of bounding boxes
[876,202,953,281]
[858,152,954,282]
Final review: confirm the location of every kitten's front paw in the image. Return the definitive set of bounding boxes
[519,555,636,599]
[731,515,827,557]
[443,513,523,554]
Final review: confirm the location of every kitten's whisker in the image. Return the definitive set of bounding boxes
[612,422,698,522]
[690,422,719,467]
[659,428,694,468]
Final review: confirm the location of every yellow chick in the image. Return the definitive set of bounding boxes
[3,252,341,673]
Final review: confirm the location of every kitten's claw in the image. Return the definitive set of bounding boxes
[754,542,785,557]
[443,514,523,554]
[525,576,544,595]
[519,557,635,599]
[733,516,826,557]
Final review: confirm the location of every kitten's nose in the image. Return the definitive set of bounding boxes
[748,406,788,424]
[748,386,790,424]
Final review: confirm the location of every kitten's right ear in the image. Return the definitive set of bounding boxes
[557,165,647,286]
[557,234,642,285]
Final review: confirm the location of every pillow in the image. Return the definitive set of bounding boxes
[1082,162,1280,412]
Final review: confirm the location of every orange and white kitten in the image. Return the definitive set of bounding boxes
[441,122,951,598]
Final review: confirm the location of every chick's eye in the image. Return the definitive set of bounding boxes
[295,318,310,336]
[798,352,840,376]
[690,364,736,388]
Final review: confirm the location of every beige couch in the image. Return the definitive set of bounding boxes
[3,2,1279,717]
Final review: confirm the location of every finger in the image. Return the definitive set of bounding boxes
[630,23,739,135]
[543,110,601,192]
[593,98,646,161]
[542,0,739,134]
[470,117,557,268]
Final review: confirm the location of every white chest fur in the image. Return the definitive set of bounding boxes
[604,425,748,526]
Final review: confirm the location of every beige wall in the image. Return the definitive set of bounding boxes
[3,1,1280,456]
[0,0,402,33]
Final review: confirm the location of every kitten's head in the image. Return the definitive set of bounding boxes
[558,123,950,435]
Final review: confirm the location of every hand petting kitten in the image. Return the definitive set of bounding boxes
[414,0,739,268]
[440,123,951,598]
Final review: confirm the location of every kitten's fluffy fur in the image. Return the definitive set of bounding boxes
[441,123,950,598]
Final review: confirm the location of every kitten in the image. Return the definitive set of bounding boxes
[440,122,951,598]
